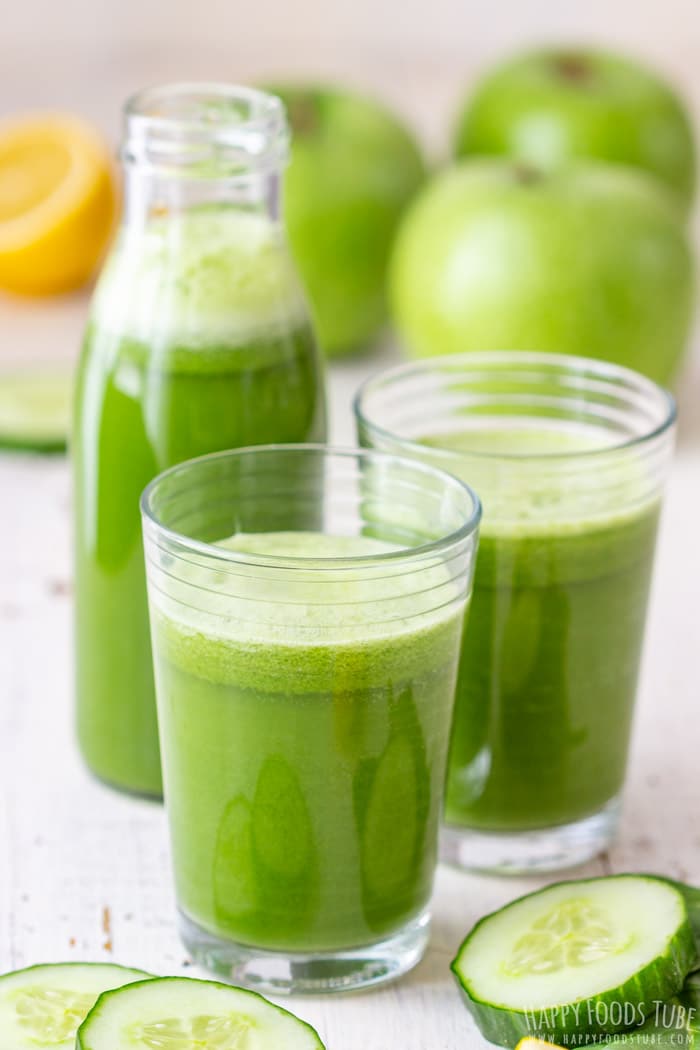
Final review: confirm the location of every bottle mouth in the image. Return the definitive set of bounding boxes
[122,83,288,176]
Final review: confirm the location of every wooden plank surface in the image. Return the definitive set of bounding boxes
[0,299,698,1047]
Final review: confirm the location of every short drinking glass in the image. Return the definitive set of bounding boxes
[356,352,676,874]
[141,445,480,993]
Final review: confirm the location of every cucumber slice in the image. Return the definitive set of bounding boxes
[599,972,700,1048]
[76,976,325,1050]
[0,369,72,452]
[452,875,697,1048]
[0,962,150,1049]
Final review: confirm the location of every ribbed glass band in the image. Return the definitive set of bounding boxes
[355,352,676,520]
[141,444,481,632]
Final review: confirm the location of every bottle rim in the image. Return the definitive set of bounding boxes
[122,82,288,176]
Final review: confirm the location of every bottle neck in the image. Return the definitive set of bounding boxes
[119,84,290,231]
[122,167,283,230]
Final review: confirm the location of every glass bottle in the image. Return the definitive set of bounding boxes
[73,84,326,797]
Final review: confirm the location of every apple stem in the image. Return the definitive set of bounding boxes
[513,163,542,185]
[552,52,593,83]
[286,93,320,136]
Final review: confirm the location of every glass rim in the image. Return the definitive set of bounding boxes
[354,350,677,464]
[140,443,482,569]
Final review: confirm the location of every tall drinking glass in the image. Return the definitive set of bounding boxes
[141,445,480,993]
[356,352,676,873]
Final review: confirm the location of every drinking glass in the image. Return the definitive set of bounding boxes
[141,445,480,992]
[356,352,675,873]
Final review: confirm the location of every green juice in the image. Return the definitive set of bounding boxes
[150,532,464,952]
[73,209,326,797]
[421,429,660,833]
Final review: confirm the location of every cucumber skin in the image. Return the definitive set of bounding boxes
[75,977,326,1050]
[451,876,699,1049]
[0,962,152,984]
[0,961,151,978]
[673,880,700,967]
[0,434,67,453]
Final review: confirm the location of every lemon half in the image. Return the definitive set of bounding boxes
[0,113,118,295]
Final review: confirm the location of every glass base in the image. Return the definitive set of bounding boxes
[178,908,431,995]
[440,798,621,875]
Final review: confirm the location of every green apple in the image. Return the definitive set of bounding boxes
[454,48,696,213]
[270,84,426,357]
[390,158,695,384]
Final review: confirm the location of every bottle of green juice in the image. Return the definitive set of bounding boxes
[73,85,326,796]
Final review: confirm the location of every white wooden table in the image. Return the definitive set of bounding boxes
[1,296,699,1049]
